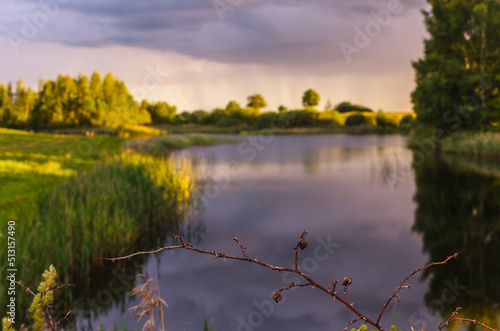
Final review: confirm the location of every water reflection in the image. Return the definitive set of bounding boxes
[412,153,500,330]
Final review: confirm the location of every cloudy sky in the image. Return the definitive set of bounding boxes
[0,0,430,112]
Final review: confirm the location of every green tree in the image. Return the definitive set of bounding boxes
[225,100,242,113]
[278,105,288,113]
[302,89,320,108]
[0,83,13,127]
[247,93,267,110]
[411,0,500,133]
[147,101,176,124]
[335,101,373,113]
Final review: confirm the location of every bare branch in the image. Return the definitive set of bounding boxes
[344,316,362,331]
[106,232,383,330]
[376,253,459,325]
[439,307,498,331]
[233,237,249,258]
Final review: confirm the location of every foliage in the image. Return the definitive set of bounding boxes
[399,115,415,127]
[376,111,399,128]
[144,101,176,124]
[28,265,58,330]
[345,114,368,126]
[441,131,500,157]
[302,89,320,108]
[278,104,288,113]
[203,317,214,331]
[247,93,267,110]
[411,0,500,133]
[0,71,173,130]
[335,101,373,113]
[23,153,192,280]
[1,318,15,331]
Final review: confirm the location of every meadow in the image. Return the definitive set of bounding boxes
[0,127,235,324]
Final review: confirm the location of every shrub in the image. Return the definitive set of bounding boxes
[399,115,415,127]
[375,111,399,128]
[345,114,368,126]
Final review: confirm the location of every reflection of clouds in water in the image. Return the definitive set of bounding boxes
[95,135,433,331]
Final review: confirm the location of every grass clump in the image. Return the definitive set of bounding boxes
[442,132,500,157]
[16,153,192,282]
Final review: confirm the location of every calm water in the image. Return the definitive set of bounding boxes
[79,134,499,331]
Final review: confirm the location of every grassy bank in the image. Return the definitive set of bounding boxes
[0,128,125,216]
[0,128,199,323]
[441,132,500,157]
[125,133,239,155]
[409,128,500,158]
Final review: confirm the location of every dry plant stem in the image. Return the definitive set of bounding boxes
[439,308,498,331]
[14,279,74,331]
[375,253,459,325]
[105,233,463,331]
[344,317,363,331]
[294,230,308,270]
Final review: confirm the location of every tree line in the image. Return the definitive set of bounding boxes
[0,75,383,131]
[0,72,175,130]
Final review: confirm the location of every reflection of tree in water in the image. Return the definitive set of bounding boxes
[412,153,500,330]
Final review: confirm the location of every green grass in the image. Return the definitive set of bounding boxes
[442,132,500,157]
[126,134,239,155]
[0,128,195,324]
[0,128,124,216]
[9,153,192,283]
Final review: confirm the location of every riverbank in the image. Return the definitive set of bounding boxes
[441,132,500,158]
[0,128,236,323]
[409,129,500,158]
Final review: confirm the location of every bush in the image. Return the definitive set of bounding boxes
[345,114,368,126]
[375,111,399,128]
[399,115,415,127]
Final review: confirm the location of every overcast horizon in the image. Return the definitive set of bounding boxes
[0,0,430,112]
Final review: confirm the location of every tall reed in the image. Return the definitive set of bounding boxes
[0,153,193,319]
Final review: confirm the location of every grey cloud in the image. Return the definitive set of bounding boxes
[0,0,427,68]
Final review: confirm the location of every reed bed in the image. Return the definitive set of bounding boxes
[0,152,193,319]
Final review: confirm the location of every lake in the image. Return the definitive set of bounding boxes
[78,134,499,331]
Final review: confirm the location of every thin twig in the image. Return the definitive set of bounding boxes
[344,316,362,331]
[376,253,459,325]
[233,237,249,258]
[438,307,462,330]
[293,230,308,271]
[439,307,498,331]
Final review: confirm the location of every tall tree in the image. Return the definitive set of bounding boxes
[412,0,500,133]
[302,89,320,108]
[247,93,267,110]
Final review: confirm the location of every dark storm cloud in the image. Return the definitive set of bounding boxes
[0,0,427,66]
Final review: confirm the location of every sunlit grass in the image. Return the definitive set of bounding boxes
[0,129,124,215]
[0,129,195,321]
